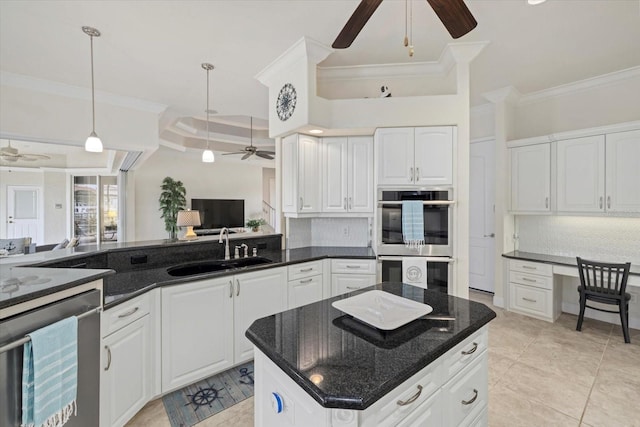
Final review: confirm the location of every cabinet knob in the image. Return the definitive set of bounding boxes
[397,384,423,406]
[461,389,479,406]
[415,167,420,181]
[104,345,112,371]
[484,233,495,238]
[599,196,603,209]
[545,197,549,209]
[607,196,611,209]
[409,167,414,182]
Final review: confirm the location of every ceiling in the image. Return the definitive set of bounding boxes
[1,0,639,159]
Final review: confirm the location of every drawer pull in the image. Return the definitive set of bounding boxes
[523,297,537,303]
[236,279,240,296]
[461,342,478,356]
[299,278,313,284]
[346,286,362,290]
[229,280,233,298]
[461,389,478,406]
[346,265,361,269]
[397,385,423,406]
[522,278,537,283]
[300,267,314,272]
[104,345,112,371]
[117,306,139,318]
[522,265,536,270]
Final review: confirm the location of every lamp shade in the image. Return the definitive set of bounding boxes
[177,210,201,227]
[85,131,103,152]
[202,149,215,163]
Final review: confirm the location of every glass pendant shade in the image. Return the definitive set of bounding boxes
[202,149,214,163]
[85,131,103,153]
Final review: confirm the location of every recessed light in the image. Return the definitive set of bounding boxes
[309,129,324,134]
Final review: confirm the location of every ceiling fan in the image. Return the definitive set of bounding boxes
[222,117,275,160]
[332,0,477,49]
[0,141,51,162]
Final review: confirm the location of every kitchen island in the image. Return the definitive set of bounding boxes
[246,282,496,427]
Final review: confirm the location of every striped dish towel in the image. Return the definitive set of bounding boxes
[22,316,78,427]
[402,200,425,250]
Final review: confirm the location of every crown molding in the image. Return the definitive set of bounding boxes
[470,103,495,115]
[0,71,168,114]
[518,66,640,106]
[482,86,522,104]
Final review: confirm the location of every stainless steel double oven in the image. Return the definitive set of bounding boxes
[376,189,455,293]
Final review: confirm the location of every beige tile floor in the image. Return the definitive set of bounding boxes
[126,291,640,427]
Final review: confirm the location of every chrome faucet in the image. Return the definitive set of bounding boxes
[219,227,230,260]
[240,243,248,258]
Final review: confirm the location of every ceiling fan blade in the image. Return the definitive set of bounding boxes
[426,0,477,39]
[222,151,247,155]
[22,154,51,161]
[256,150,275,155]
[332,0,383,49]
[255,152,275,160]
[242,152,254,160]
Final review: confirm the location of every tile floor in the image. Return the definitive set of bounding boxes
[126,291,640,427]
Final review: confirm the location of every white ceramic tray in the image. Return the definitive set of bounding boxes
[331,290,433,330]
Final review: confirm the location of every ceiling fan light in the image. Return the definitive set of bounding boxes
[527,0,547,4]
[202,149,215,163]
[308,129,324,134]
[85,131,103,152]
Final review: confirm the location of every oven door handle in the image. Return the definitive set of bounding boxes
[377,256,455,263]
[377,200,455,206]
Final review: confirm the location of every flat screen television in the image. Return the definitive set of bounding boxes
[191,199,245,230]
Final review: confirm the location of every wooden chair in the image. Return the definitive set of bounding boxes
[576,257,631,343]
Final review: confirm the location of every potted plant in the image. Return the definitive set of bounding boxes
[246,218,266,232]
[159,177,186,240]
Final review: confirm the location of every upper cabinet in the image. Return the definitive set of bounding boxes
[556,135,605,212]
[606,130,640,212]
[510,143,551,213]
[322,136,374,213]
[282,134,321,214]
[376,127,453,186]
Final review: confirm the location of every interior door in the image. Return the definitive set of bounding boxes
[469,140,495,293]
[6,186,42,244]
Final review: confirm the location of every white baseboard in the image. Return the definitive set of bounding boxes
[493,296,504,308]
[561,302,640,330]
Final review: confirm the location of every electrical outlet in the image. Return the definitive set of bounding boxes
[342,227,349,236]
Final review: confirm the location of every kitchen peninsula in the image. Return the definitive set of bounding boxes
[247,282,496,427]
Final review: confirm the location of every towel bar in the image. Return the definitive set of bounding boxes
[377,200,456,206]
[0,307,102,354]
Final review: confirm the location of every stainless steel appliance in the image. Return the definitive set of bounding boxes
[0,290,101,427]
[377,255,453,294]
[377,189,454,256]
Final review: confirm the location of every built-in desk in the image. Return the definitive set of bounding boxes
[502,251,640,327]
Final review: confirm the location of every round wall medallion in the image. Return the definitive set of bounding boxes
[276,83,297,121]
[406,266,423,282]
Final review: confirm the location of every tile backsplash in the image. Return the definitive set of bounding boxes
[516,216,640,264]
[287,217,371,248]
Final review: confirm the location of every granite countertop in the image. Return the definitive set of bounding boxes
[0,266,114,311]
[503,251,640,276]
[103,246,377,308]
[246,282,496,410]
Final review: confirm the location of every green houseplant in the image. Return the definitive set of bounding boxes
[246,218,266,232]
[159,177,186,240]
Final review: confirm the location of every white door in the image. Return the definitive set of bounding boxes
[281,134,298,213]
[556,135,605,212]
[376,127,414,186]
[606,130,640,213]
[7,186,43,244]
[414,126,454,186]
[469,140,495,293]
[298,135,321,213]
[348,136,374,213]
[510,144,551,212]
[322,137,348,213]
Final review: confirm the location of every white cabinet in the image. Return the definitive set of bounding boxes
[556,135,605,212]
[376,127,453,186]
[606,130,640,212]
[510,143,551,212]
[161,277,234,392]
[330,258,377,297]
[234,267,288,362]
[288,261,323,309]
[282,134,321,214]
[101,294,153,427]
[507,260,561,322]
[322,136,374,213]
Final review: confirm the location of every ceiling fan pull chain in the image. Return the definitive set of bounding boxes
[403,0,409,47]
[408,0,414,57]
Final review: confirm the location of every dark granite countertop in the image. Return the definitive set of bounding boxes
[0,266,114,312]
[503,251,640,276]
[246,282,496,410]
[103,246,376,308]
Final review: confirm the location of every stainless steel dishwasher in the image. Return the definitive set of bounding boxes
[0,289,101,427]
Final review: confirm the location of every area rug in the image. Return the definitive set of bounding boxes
[162,361,254,427]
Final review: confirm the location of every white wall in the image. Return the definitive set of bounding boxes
[133,147,265,241]
[42,171,68,243]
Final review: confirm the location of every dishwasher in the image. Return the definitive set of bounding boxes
[0,289,101,427]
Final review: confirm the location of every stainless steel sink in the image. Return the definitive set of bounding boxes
[167,257,273,277]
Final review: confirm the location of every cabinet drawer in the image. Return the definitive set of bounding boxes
[509,271,552,290]
[330,259,376,275]
[102,293,150,337]
[509,260,552,276]
[395,389,441,427]
[443,351,488,427]
[331,274,377,297]
[288,275,323,309]
[287,260,323,281]
[374,359,443,427]
[510,283,552,319]
[441,327,488,380]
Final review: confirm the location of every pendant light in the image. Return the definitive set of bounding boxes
[201,63,215,163]
[83,26,103,153]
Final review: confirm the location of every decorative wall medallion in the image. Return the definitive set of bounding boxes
[406,266,423,282]
[276,83,297,121]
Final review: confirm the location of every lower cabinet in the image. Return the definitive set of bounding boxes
[330,259,377,297]
[287,260,324,309]
[101,294,154,427]
[161,267,287,392]
[507,259,561,322]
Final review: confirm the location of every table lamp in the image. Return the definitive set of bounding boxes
[177,210,201,241]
